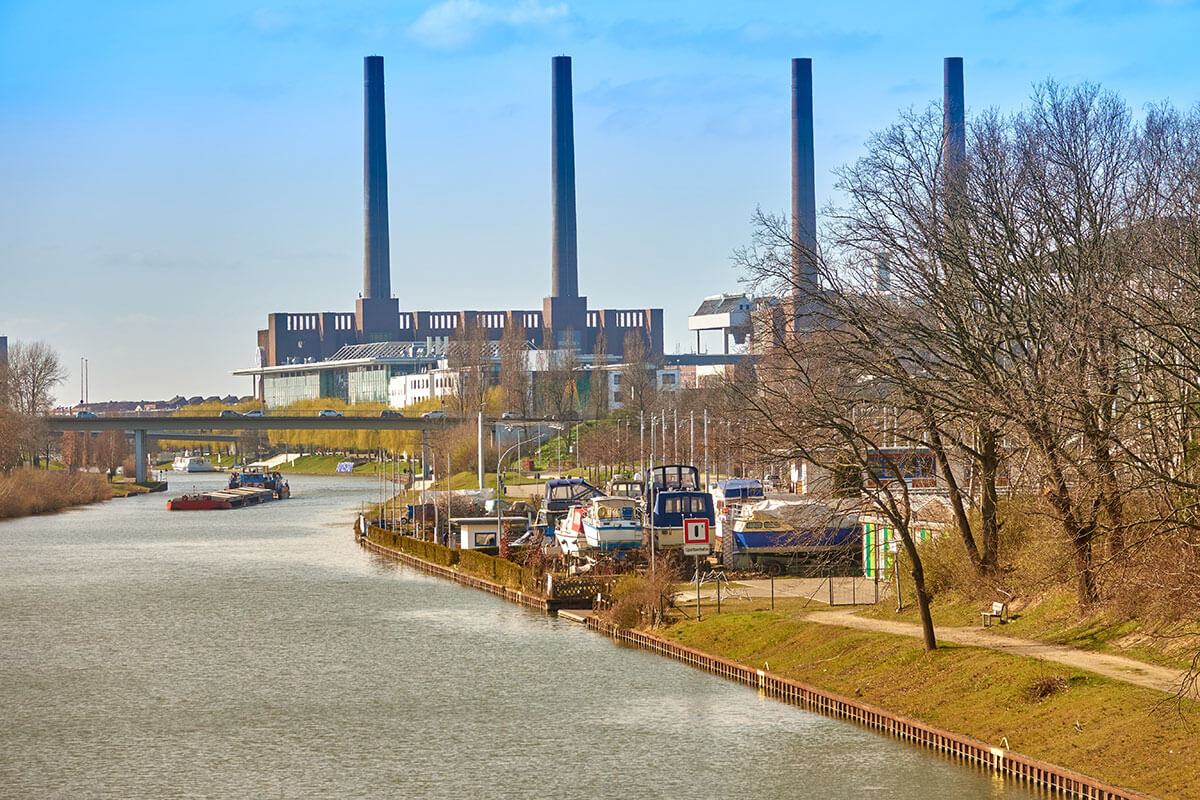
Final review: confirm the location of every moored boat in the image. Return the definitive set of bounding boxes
[554,504,589,554]
[172,455,216,473]
[645,465,716,551]
[581,496,643,551]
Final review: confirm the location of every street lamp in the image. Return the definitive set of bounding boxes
[497,432,540,551]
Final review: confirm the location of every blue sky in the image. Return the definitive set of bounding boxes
[3,0,1199,404]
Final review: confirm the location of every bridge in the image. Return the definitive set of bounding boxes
[46,415,552,483]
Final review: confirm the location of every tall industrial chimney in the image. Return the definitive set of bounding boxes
[551,55,579,299]
[363,55,391,301]
[791,58,818,295]
[943,57,965,174]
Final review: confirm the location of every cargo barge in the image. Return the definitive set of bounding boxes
[167,487,276,510]
[166,468,290,511]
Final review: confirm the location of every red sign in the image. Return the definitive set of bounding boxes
[683,518,710,544]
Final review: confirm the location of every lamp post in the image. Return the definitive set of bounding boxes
[497,432,538,551]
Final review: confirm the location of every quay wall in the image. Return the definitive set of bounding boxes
[356,526,1159,800]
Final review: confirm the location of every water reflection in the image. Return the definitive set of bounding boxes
[0,474,1044,798]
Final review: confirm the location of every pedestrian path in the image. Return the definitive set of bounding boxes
[674,577,1193,698]
[797,606,1193,698]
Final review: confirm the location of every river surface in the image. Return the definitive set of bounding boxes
[0,473,1046,799]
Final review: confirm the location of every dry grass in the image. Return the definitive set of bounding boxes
[0,468,111,519]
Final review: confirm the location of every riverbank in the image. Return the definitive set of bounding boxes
[357,527,1191,800]
[0,468,112,520]
[660,609,1192,799]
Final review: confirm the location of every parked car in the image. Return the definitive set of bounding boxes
[74,410,98,418]
[379,409,404,418]
[500,411,517,419]
[243,410,264,417]
[219,410,242,417]
[421,410,446,419]
[318,409,344,417]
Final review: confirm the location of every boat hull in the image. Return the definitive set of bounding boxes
[582,521,642,551]
[166,486,276,511]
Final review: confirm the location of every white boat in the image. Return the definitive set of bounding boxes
[581,496,643,551]
[172,455,216,473]
[554,505,589,554]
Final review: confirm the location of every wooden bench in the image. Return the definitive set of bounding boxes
[981,601,1009,627]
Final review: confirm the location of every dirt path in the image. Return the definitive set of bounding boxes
[677,577,1194,698]
[798,607,1194,698]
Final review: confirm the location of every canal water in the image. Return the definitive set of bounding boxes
[0,473,1045,798]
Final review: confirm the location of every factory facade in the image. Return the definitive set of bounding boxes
[236,56,665,409]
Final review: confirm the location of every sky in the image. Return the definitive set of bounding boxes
[3,0,1200,406]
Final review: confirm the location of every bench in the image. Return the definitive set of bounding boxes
[981,601,1009,627]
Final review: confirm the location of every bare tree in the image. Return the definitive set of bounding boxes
[588,327,610,421]
[499,321,531,417]
[535,336,580,420]
[725,329,940,649]
[620,331,658,417]
[448,319,491,414]
[5,340,67,417]
[93,430,128,480]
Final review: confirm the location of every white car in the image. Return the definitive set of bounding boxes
[318,409,344,418]
[421,410,446,419]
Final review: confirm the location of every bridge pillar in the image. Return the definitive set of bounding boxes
[134,429,147,483]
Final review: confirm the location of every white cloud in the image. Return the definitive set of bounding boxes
[408,0,570,51]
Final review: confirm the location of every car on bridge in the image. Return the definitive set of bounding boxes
[421,410,446,419]
[219,410,241,417]
[379,409,404,418]
[74,410,98,418]
[244,410,264,417]
[318,409,344,417]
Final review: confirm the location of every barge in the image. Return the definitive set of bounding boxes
[167,487,276,510]
[166,467,291,511]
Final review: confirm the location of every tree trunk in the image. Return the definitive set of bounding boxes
[979,427,1001,573]
[902,532,938,650]
[927,421,982,572]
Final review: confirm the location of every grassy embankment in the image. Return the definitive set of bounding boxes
[633,497,1200,799]
[273,457,543,491]
[659,600,1197,800]
[0,468,112,519]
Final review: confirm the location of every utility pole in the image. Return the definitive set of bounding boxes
[639,411,644,480]
[477,409,484,491]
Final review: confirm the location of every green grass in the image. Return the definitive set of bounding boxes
[661,608,1199,800]
[860,586,1199,672]
[273,455,384,474]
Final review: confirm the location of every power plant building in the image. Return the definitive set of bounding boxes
[236,56,664,409]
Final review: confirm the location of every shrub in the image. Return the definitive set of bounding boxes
[0,468,111,519]
[604,568,676,629]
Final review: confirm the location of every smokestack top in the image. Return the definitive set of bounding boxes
[551,55,579,299]
[943,57,965,169]
[791,57,817,295]
[363,55,391,301]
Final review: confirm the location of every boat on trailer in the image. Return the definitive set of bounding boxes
[581,496,643,551]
